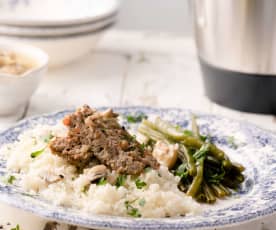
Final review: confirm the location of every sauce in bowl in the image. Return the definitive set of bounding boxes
[0,50,37,76]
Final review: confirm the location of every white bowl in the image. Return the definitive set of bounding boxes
[0,0,119,26]
[0,26,110,68]
[0,40,48,117]
[0,14,116,37]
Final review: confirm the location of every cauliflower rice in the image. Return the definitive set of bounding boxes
[0,123,200,218]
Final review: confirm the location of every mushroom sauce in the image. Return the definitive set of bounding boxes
[0,50,36,76]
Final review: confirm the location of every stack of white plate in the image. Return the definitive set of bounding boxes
[0,0,119,67]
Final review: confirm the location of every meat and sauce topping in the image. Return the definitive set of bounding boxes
[49,105,159,175]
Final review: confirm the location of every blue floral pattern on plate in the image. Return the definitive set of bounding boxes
[0,107,276,230]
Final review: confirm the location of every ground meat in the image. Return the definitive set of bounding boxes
[49,105,159,175]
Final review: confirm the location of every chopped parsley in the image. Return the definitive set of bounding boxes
[138,198,146,207]
[44,133,54,143]
[205,165,226,184]
[145,139,156,148]
[125,200,142,217]
[126,113,148,123]
[140,143,146,151]
[30,148,45,158]
[135,179,147,189]
[115,175,127,188]
[1,175,16,185]
[193,144,210,160]
[200,135,208,142]
[11,224,20,230]
[183,130,193,136]
[175,164,188,180]
[7,175,16,184]
[97,177,107,186]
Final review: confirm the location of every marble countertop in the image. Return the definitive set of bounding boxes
[0,30,275,230]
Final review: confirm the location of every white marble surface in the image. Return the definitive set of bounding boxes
[0,30,275,230]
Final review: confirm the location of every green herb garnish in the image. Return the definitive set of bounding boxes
[205,165,226,184]
[44,133,54,143]
[116,175,127,188]
[193,144,210,160]
[140,143,146,151]
[126,114,148,123]
[97,177,107,186]
[200,135,208,142]
[175,164,188,180]
[7,175,16,184]
[125,200,142,217]
[135,179,147,189]
[11,224,20,230]
[30,148,45,158]
[138,198,146,207]
[183,130,193,136]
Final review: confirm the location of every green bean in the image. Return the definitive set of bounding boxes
[206,156,220,166]
[181,137,225,161]
[180,136,202,148]
[221,154,232,169]
[210,183,227,198]
[234,174,245,183]
[191,115,200,138]
[144,118,226,161]
[208,145,225,161]
[232,162,245,172]
[139,117,245,204]
[203,182,216,203]
[179,144,196,176]
[222,178,240,189]
[196,193,206,203]
[147,118,184,139]
[138,123,169,144]
[218,183,231,196]
[222,160,232,169]
[187,157,204,197]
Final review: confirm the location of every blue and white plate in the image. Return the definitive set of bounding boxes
[0,107,276,230]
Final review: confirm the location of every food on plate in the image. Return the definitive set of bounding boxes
[0,105,245,218]
[49,105,159,174]
[0,50,36,75]
[138,116,245,203]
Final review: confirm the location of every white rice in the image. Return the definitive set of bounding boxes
[0,123,200,218]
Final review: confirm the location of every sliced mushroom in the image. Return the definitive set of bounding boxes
[84,164,108,182]
[152,141,178,169]
[43,174,64,184]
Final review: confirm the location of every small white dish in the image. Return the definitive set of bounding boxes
[1,26,111,68]
[0,0,119,26]
[0,14,116,37]
[0,40,48,119]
